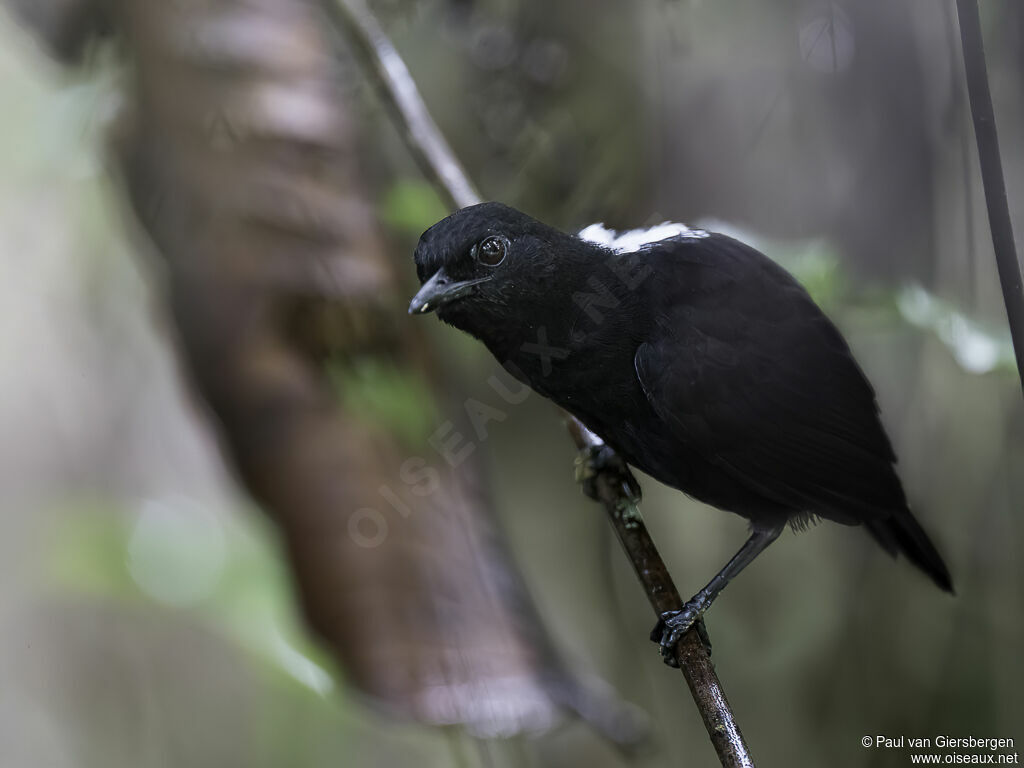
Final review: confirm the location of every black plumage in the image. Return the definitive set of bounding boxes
[409,202,952,658]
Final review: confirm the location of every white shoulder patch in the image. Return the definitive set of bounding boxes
[577,221,709,253]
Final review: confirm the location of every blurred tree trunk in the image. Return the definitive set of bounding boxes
[5,0,642,744]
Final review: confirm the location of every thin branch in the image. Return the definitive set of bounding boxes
[565,421,753,768]
[328,1,754,765]
[955,0,1024,397]
[323,0,478,211]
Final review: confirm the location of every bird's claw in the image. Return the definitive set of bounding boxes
[650,602,711,666]
[574,444,641,503]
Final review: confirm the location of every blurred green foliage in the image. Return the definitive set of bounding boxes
[48,498,338,697]
[327,356,439,447]
[380,179,450,238]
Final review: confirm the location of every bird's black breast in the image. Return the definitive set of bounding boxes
[505,233,909,529]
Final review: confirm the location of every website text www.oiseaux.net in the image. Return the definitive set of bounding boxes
[861,735,1018,765]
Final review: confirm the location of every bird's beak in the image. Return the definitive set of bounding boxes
[408,268,490,315]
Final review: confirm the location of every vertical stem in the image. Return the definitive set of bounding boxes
[955,0,1024,396]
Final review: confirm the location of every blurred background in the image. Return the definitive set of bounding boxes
[0,1,1021,766]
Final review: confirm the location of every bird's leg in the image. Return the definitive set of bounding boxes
[573,443,642,503]
[652,524,784,665]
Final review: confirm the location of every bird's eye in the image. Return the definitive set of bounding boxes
[475,235,508,267]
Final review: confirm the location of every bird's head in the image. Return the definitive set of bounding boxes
[409,202,576,338]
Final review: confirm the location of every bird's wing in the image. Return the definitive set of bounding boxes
[633,236,904,524]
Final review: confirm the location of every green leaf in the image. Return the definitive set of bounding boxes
[380,179,449,237]
[326,356,439,447]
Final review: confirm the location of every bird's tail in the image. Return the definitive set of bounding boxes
[865,510,953,593]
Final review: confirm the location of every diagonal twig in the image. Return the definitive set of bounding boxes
[564,422,753,767]
[327,0,754,764]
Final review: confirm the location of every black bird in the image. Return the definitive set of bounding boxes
[408,202,952,660]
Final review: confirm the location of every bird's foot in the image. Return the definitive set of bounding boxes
[574,444,641,503]
[650,599,711,667]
